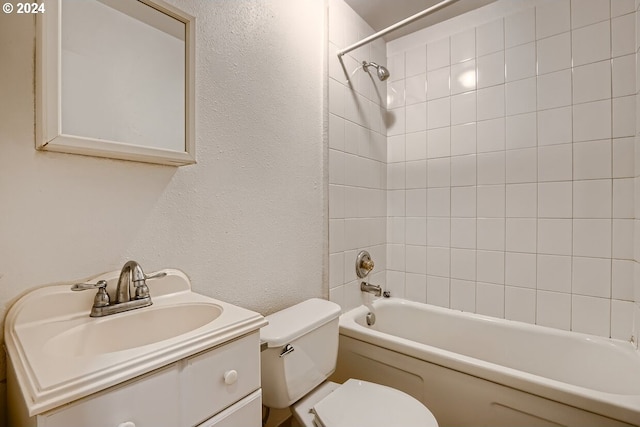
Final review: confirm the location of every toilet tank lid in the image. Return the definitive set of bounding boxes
[261,298,342,348]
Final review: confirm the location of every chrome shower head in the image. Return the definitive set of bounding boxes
[362,61,390,81]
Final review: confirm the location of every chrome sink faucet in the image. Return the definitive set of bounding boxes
[72,261,166,317]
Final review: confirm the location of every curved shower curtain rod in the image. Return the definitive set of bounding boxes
[336,0,458,59]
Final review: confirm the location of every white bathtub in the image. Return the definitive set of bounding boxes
[333,298,640,427]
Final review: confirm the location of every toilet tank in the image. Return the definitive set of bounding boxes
[260,298,342,408]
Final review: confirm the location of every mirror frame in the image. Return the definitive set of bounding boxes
[36,0,196,166]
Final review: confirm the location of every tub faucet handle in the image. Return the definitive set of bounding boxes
[356,250,375,278]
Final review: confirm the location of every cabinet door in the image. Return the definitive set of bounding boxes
[197,390,262,427]
[41,364,181,427]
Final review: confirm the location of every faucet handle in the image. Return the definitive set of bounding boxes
[133,271,167,299]
[71,279,108,291]
[71,280,110,308]
[144,271,167,280]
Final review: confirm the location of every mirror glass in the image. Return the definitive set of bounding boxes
[37,0,195,166]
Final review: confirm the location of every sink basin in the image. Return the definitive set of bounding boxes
[44,303,223,357]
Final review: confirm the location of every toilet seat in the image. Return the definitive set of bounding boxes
[293,379,438,427]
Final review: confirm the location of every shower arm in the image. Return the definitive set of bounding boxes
[336,0,458,59]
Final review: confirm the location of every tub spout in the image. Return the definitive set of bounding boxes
[361,281,382,297]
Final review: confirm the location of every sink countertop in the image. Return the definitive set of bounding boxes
[4,269,268,416]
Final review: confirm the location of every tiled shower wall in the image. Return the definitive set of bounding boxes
[329,0,639,341]
[328,0,388,309]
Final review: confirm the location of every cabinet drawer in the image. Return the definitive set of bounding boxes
[42,364,181,427]
[182,332,261,426]
[197,390,262,427]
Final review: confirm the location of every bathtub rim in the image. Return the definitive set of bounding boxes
[339,298,640,426]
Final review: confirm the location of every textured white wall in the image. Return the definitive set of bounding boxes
[0,0,326,420]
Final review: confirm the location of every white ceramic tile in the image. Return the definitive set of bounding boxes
[505,286,536,324]
[427,67,450,100]
[506,113,536,150]
[538,218,573,255]
[329,219,345,253]
[405,102,427,133]
[538,143,573,182]
[451,249,476,281]
[329,114,345,151]
[406,245,427,274]
[329,78,345,116]
[405,74,427,105]
[451,218,476,249]
[329,184,345,219]
[477,85,505,121]
[451,155,477,187]
[611,13,635,57]
[572,61,612,104]
[387,78,405,109]
[426,246,450,277]
[386,107,406,136]
[537,254,572,292]
[451,60,476,95]
[505,43,535,82]
[404,217,427,246]
[612,54,636,97]
[477,185,505,218]
[451,279,476,312]
[477,151,506,185]
[573,179,612,218]
[505,8,535,48]
[476,18,504,57]
[405,160,426,189]
[505,218,537,253]
[427,37,450,71]
[427,97,450,129]
[611,300,634,340]
[537,107,573,146]
[477,218,505,251]
[572,295,611,337]
[427,275,450,307]
[506,77,536,115]
[405,273,428,303]
[427,158,450,188]
[387,53,405,82]
[405,190,427,219]
[506,149,537,184]
[536,0,570,39]
[571,0,610,29]
[613,96,636,138]
[329,150,346,186]
[573,140,612,180]
[612,259,634,300]
[572,21,611,67]
[538,182,573,218]
[451,185,476,216]
[426,127,450,158]
[572,99,612,142]
[537,291,571,330]
[506,183,537,217]
[427,217,449,247]
[387,190,406,216]
[451,28,475,64]
[451,91,476,125]
[476,282,505,318]
[388,217,406,244]
[612,218,634,259]
[613,178,634,218]
[426,187,450,217]
[384,271,404,300]
[329,252,345,288]
[477,51,505,89]
[477,118,505,153]
[405,44,427,77]
[537,70,572,110]
[536,32,572,75]
[477,250,505,284]
[451,123,476,156]
[405,131,427,161]
[573,219,612,258]
[507,253,537,287]
[611,0,635,17]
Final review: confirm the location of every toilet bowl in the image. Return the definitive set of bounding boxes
[260,298,438,427]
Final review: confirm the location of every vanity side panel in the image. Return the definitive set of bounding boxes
[7,357,36,427]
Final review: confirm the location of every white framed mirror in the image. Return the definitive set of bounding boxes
[36,0,196,166]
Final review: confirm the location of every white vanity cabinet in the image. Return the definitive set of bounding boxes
[25,333,262,427]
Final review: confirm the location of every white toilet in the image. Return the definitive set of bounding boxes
[260,298,439,427]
